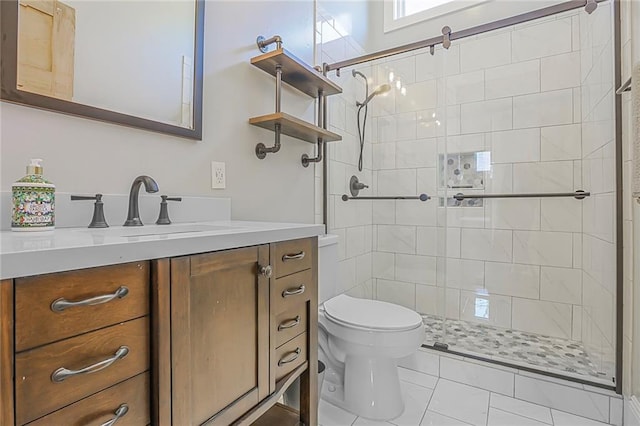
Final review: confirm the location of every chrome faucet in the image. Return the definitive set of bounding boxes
[124,175,159,226]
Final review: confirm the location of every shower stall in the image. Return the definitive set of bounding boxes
[319,0,620,391]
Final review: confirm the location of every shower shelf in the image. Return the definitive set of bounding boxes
[249,38,343,164]
[251,48,342,97]
[249,112,341,144]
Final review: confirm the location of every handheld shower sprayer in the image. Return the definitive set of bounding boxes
[352,69,391,171]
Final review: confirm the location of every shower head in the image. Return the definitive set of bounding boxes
[357,83,391,107]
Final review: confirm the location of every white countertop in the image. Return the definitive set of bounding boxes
[0,221,325,279]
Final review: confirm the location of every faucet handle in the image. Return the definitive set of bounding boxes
[156,195,182,225]
[70,194,109,228]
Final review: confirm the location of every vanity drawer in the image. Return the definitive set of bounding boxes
[274,238,313,278]
[25,372,150,426]
[275,303,307,348]
[273,269,312,314]
[15,261,150,351]
[274,332,307,382]
[15,317,150,425]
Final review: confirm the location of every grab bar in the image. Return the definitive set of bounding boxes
[452,190,590,201]
[341,194,430,201]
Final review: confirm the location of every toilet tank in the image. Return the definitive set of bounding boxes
[318,234,339,304]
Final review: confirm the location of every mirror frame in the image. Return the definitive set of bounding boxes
[1,0,204,140]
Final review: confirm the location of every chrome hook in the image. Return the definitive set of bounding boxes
[442,26,452,49]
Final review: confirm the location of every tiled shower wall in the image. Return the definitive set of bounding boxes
[316,13,375,300]
[364,6,616,378]
[579,3,617,379]
[317,2,616,380]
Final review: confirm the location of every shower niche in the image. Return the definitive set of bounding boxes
[439,151,487,207]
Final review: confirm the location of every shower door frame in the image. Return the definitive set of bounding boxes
[322,0,624,394]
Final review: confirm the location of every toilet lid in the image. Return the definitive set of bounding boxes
[323,294,423,331]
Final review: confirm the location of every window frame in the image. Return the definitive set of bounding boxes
[384,0,493,33]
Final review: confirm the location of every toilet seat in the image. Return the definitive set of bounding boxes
[323,294,423,332]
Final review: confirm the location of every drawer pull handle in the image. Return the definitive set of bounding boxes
[278,348,301,366]
[282,251,305,261]
[100,404,129,426]
[51,286,129,312]
[282,285,305,298]
[278,315,301,331]
[51,346,129,383]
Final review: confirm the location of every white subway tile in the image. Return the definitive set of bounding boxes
[443,133,486,154]
[397,139,437,168]
[396,254,437,285]
[540,124,582,161]
[398,348,440,376]
[512,18,572,61]
[356,252,372,284]
[421,410,475,426]
[540,198,582,232]
[377,225,416,254]
[396,112,418,141]
[485,262,540,299]
[461,98,513,134]
[513,231,573,267]
[488,128,541,164]
[440,227,462,258]
[338,258,357,293]
[416,285,460,319]
[446,70,485,105]
[541,52,581,91]
[460,32,511,72]
[511,298,572,339]
[372,200,395,224]
[460,290,512,328]
[417,168,438,195]
[461,229,513,262]
[572,305,582,341]
[443,258,485,291]
[440,357,514,396]
[398,367,439,389]
[487,164,513,193]
[372,251,395,280]
[446,207,486,229]
[485,198,541,231]
[513,90,574,128]
[376,279,415,310]
[513,161,575,193]
[485,60,540,100]
[396,200,437,226]
[417,226,438,256]
[372,142,396,170]
[540,267,582,305]
[377,169,417,196]
[384,55,416,85]
[397,80,439,113]
[346,226,366,258]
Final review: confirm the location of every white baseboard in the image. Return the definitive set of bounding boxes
[625,396,640,426]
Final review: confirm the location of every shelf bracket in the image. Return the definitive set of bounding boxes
[256,35,282,53]
[301,139,324,167]
[256,64,283,159]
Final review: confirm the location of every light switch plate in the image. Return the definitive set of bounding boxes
[211,161,226,189]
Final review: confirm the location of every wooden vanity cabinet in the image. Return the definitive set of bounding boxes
[0,236,318,426]
[164,237,318,426]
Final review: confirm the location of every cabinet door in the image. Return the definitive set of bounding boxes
[170,246,269,425]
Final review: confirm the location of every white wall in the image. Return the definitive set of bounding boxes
[1,0,318,224]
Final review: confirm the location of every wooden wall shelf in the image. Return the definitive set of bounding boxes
[249,112,341,144]
[251,49,342,98]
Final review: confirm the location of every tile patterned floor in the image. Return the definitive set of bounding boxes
[421,315,608,382]
[318,368,612,426]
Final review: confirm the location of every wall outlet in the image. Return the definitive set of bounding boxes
[211,161,226,189]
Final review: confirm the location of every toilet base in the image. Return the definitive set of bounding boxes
[320,357,404,421]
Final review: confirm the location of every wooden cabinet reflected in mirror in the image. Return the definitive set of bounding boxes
[1,0,204,140]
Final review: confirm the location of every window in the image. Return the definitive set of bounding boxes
[384,0,492,32]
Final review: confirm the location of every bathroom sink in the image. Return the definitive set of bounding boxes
[74,223,240,238]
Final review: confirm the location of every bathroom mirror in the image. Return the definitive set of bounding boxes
[0,0,204,139]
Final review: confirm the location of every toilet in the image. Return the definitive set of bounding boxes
[317,234,425,421]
